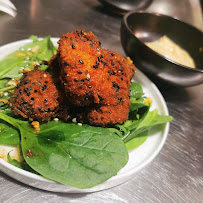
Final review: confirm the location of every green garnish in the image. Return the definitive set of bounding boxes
[0,36,173,189]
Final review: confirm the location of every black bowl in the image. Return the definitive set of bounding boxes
[120,12,203,86]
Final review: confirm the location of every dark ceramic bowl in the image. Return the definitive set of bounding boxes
[120,12,203,86]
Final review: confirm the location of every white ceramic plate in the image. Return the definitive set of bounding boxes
[0,38,170,193]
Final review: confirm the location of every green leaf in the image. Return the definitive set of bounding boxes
[29,35,39,43]
[130,82,144,99]
[0,120,20,145]
[0,36,56,79]
[7,152,38,174]
[0,113,128,189]
[123,109,173,143]
[125,130,148,151]
[0,79,9,89]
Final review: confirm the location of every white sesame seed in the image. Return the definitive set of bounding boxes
[4,92,8,97]
[72,118,77,123]
[78,123,82,126]
[54,118,59,121]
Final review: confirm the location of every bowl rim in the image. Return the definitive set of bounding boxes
[122,11,203,73]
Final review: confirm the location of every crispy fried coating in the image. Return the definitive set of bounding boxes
[86,100,130,126]
[10,70,60,121]
[56,29,136,107]
[49,29,136,126]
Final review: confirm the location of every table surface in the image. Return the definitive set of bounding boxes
[0,0,203,202]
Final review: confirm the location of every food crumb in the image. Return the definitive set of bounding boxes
[23,67,32,73]
[53,118,59,121]
[78,123,82,126]
[72,118,77,123]
[0,99,8,104]
[4,92,8,97]
[31,121,40,131]
[6,80,18,87]
[144,97,152,106]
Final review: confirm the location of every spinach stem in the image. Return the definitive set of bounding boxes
[0,85,15,92]
[0,113,19,129]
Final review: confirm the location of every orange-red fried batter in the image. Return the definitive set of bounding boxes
[49,29,136,126]
[11,30,136,126]
[10,70,60,121]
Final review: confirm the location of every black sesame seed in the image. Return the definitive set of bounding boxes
[24,81,28,85]
[93,64,99,69]
[78,71,82,74]
[64,61,69,66]
[41,86,45,91]
[74,78,79,82]
[31,97,34,100]
[19,89,22,94]
[99,41,101,46]
[16,84,20,89]
[101,60,107,65]
[27,92,30,96]
[88,86,92,88]
[90,43,94,47]
[24,88,28,93]
[23,99,27,104]
[101,54,104,58]
[78,33,81,37]
[44,99,48,103]
[86,78,90,81]
[121,77,123,80]
[79,60,84,64]
[111,63,115,66]
[72,44,75,49]
[45,81,48,83]
[98,56,101,62]
[47,108,50,112]
[34,90,37,93]
[96,48,100,52]
[81,30,84,34]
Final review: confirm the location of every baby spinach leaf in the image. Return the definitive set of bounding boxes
[0,120,20,145]
[0,79,9,89]
[125,130,148,151]
[0,113,128,189]
[7,153,38,174]
[123,109,173,143]
[130,82,144,99]
[0,36,56,79]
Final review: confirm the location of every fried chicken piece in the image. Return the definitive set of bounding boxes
[48,29,136,126]
[55,29,136,107]
[10,70,60,122]
[86,100,130,126]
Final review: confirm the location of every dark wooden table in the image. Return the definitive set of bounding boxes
[0,0,202,202]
